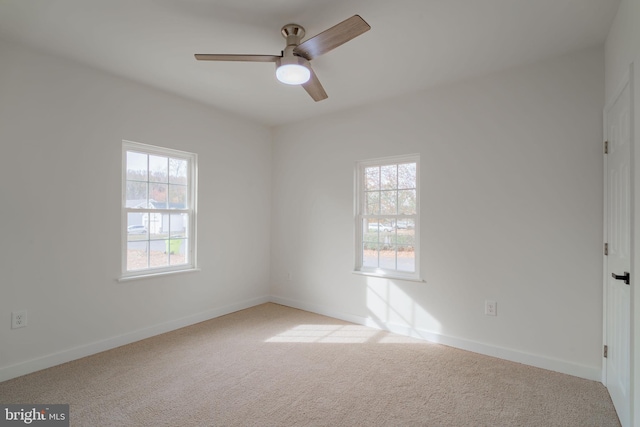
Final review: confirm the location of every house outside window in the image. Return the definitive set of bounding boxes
[355,154,420,281]
[122,141,197,278]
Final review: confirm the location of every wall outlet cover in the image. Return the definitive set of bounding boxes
[485,301,497,316]
[11,311,27,329]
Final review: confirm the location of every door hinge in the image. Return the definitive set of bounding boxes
[604,345,608,358]
[604,243,608,256]
[604,140,608,154]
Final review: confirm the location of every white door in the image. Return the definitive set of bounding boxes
[605,80,631,427]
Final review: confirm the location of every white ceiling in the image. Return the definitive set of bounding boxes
[0,0,619,127]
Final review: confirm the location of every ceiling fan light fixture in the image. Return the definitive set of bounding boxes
[276,56,310,85]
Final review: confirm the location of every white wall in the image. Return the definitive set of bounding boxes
[0,34,611,387]
[0,39,272,381]
[605,0,638,99]
[271,47,605,380]
[605,0,640,424]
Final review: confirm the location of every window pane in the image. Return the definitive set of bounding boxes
[364,219,396,245]
[127,212,149,240]
[398,163,416,189]
[363,243,379,268]
[398,189,416,215]
[365,166,379,191]
[127,241,149,271]
[169,213,187,236]
[149,155,168,183]
[166,238,184,255]
[379,247,396,270]
[169,184,187,209]
[150,183,168,208]
[169,158,188,184]
[158,217,171,239]
[397,246,415,272]
[169,239,187,265]
[380,165,397,190]
[365,192,380,215]
[363,220,378,243]
[179,239,188,257]
[397,228,415,246]
[366,220,380,240]
[126,151,148,181]
[126,181,148,207]
[393,218,412,230]
[380,190,397,215]
[146,213,163,236]
[381,220,397,245]
[150,244,169,268]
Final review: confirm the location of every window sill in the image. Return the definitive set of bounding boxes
[118,268,201,282]
[352,270,425,283]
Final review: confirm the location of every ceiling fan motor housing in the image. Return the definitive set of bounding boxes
[281,24,306,48]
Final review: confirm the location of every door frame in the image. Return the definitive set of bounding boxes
[602,62,636,426]
[631,60,639,427]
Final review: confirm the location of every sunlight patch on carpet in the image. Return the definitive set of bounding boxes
[265,324,383,343]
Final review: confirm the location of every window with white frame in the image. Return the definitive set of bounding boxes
[355,155,420,280]
[122,141,197,278]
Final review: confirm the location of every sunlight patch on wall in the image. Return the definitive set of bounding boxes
[366,277,441,335]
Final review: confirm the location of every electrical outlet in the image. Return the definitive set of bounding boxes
[485,300,497,316]
[11,310,27,329]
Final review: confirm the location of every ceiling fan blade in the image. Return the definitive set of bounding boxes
[293,15,370,60]
[302,67,328,102]
[194,54,280,62]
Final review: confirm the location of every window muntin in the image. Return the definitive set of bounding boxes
[122,141,197,278]
[356,155,419,279]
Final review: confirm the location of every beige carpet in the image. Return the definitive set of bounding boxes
[0,303,620,426]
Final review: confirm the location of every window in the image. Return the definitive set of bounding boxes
[355,155,420,281]
[122,141,197,278]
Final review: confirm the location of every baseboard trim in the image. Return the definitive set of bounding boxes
[269,296,602,382]
[0,296,270,383]
[1,295,601,383]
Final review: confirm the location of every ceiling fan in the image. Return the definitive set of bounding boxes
[195,15,370,102]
